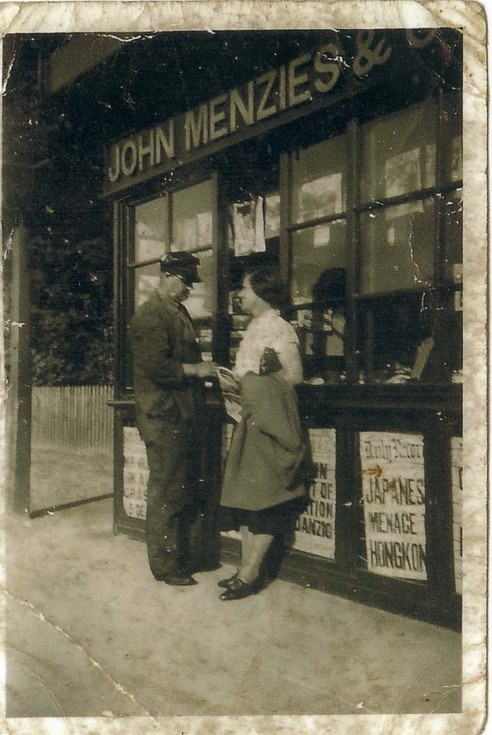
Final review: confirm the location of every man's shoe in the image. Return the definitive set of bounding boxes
[155,573,198,586]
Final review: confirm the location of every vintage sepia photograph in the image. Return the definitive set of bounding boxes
[1,5,487,733]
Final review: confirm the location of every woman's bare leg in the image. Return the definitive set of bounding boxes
[239,532,273,583]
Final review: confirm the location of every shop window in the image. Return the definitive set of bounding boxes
[288,132,348,383]
[172,180,213,251]
[360,98,437,202]
[133,196,168,307]
[224,139,280,367]
[291,222,346,305]
[170,180,215,356]
[135,195,168,260]
[355,94,462,385]
[360,197,436,295]
[358,291,448,383]
[443,90,463,184]
[134,262,161,309]
[442,188,463,285]
[291,136,347,223]
[128,180,215,368]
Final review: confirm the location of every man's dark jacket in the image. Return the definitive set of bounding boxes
[129,291,204,443]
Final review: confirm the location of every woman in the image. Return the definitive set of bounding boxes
[218,267,308,601]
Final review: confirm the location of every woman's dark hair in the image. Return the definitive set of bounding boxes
[246,267,291,309]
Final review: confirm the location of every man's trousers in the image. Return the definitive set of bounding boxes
[144,417,206,578]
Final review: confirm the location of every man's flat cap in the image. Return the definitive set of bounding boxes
[159,251,202,284]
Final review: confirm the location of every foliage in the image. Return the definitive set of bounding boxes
[29,235,114,386]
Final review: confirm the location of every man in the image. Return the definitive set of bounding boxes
[129,252,217,586]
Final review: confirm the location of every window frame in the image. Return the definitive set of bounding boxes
[283,88,462,386]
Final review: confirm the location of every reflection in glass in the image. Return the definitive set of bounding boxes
[172,180,213,251]
[291,221,346,305]
[444,90,462,183]
[361,99,437,201]
[291,135,346,223]
[442,189,463,284]
[135,196,168,261]
[134,263,160,308]
[360,198,436,295]
[181,248,213,319]
[265,192,280,238]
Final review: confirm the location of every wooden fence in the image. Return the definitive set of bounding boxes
[31,385,113,454]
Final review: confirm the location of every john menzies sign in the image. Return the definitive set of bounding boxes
[104,30,453,195]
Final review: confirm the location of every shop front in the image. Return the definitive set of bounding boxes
[106,29,462,628]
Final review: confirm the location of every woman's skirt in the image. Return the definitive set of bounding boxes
[218,496,308,536]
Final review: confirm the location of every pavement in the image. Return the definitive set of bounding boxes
[5,497,461,720]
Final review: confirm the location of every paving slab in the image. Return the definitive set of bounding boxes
[6,499,462,717]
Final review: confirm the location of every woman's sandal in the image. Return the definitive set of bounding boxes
[217,570,239,589]
[219,576,264,601]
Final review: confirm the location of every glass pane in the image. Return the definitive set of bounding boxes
[361,99,437,201]
[291,135,347,223]
[135,196,168,262]
[444,90,462,183]
[362,294,433,382]
[172,180,213,251]
[291,220,346,305]
[265,192,280,238]
[360,198,436,295]
[181,248,213,319]
[134,263,160,308]
[442,189,463,283]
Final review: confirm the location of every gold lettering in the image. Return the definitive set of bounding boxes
[137,131,154,172]
[256,68,277,120]
[209,93,228,141]
[121,140,138,177]
[184,104,209,151]
[405,29,436,49]
[107,144,120,183]
[278,65,287,110]
[155,122,175,162]
[314,43,341,94]
[229,82,254,131]
[288,52,311,106]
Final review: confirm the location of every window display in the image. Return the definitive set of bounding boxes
[360,198,436,295]
[291,135,347,223]
[128,180,216,366]
[135,195,168,261]
[360,98,437,202]
[172,180,213,250]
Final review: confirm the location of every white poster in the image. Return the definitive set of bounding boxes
[293,428,336,559]
[123,427,148,520]
[451,436,463,594]
[360,431,427,581]
[230,196,266,256]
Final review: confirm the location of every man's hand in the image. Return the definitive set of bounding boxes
[183,362,218,378]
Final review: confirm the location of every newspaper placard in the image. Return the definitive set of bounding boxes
[360,431,427,581]
[293,428,336,559]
